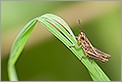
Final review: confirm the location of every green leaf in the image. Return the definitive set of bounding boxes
[8,14,110,81]
[8,19,37,81]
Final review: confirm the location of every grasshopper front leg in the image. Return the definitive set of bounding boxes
[69,44,87,61]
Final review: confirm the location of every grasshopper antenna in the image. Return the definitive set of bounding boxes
[78,19,83,32]
[74,19,83,39]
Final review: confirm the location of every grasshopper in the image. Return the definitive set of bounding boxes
[74,20,111,62]
[77,31,111,62]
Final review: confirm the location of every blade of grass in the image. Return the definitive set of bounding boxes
[8,19,38,81]
[8,13,110,81]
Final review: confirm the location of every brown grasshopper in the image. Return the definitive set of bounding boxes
[74,20,111,62]
[77,31,111,62]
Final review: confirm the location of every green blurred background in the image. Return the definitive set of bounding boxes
[1,1,120,81]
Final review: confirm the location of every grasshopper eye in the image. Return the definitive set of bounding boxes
[81,37,84,40]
